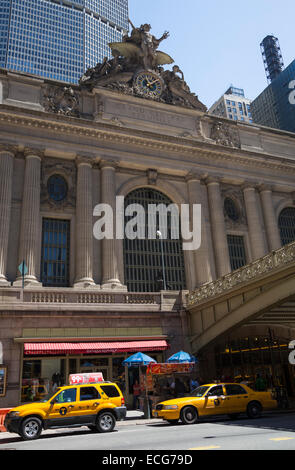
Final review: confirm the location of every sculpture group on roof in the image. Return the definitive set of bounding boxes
[79,20,207,112]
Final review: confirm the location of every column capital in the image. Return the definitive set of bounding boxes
[100,159,119,170]
[242,181,257,191]
[75,155,94,167]
[205,175,221,185]
[257,183,274,193]
[24,147,44,160]
[0,143,18,156]
[185,170,207,183]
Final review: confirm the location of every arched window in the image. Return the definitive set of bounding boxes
[279,207,295,246]
[123,188,186,292]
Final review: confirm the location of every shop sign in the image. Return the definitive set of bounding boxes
[69,373,104,385]
[146,363,194,375]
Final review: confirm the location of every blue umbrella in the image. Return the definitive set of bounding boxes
[167,350,198,364]
[122,352,156,419]
[123,352,157,367]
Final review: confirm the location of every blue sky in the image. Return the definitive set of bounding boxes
[128,0,294,108]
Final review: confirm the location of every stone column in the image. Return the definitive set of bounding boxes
[206,176,231,277]
[74,156,96,288]
[243,183,268,260]
[259,184,282,251]
[100,160,125,290]
[15,149,42,286]
[0,146,15,286]
[186,171,214,287]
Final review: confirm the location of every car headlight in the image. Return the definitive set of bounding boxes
[163,405,178,410]
[8,411,20,417]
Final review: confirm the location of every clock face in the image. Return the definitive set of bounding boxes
[134,71,164,99]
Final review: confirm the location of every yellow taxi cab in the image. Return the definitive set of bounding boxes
[152,383,277,424]
[5,382,126,440]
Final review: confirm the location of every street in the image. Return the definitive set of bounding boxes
[1,412,295,451]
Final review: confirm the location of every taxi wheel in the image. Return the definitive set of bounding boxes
[20,417,42,440]
[247,401,262,419]
[180,406,198,425]
[96,411,116,433]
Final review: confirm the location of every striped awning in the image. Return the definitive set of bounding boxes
[24,340,169,355]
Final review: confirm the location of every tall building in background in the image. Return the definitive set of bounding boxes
[209,86,253,123]
[251,36,295,134]
[261,35,284,84]
[0,0,128,83]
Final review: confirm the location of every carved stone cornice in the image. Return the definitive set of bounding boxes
[1,110,295,177]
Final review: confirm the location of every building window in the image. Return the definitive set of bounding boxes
[47,175,68,202]
[279,207,295,246]
[123,188,186,292]
[227,234,247,271]
[41,218,70,287]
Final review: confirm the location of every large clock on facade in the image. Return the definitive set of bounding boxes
[133,70,164,100]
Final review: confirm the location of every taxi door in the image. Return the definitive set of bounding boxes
[224,384,250,413]
[76,385,102,425]
[202,385,229,416]
[46,387,80,427]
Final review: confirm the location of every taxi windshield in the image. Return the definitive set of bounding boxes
[190,386,210,397]
[39,388,61,403]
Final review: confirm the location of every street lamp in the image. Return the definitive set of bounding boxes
[156,230,167,291]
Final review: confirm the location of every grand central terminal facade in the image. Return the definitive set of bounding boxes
[0,24,295,406]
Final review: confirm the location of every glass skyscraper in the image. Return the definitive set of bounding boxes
[251,60,295,134]
[0,0,128,83]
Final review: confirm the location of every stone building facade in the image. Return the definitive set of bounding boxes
[0,67,295,406]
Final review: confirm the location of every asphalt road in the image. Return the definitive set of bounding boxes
[1,413,295,452]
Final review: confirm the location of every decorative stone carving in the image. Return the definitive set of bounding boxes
[79,21,207,112]
[188,240,295,306]
[41,158,76,209]
[210,121,241,148]
[221,186,247,227]
[43,85,80,117]
[147,168,158,185]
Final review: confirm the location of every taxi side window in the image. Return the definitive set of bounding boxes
[55,388,77,403]
[80,387,100,401]
[225,385,247,396]
[207,386,223,397]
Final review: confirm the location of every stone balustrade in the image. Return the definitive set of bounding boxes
[0,288,187,311]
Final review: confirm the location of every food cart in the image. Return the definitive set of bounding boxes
[145,363,196,408]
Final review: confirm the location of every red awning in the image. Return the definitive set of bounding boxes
[24,340,169,355]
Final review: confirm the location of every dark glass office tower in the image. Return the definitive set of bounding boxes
[251,59,295,134]
[0,0,128,83]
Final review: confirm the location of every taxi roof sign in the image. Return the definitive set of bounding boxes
[69,373,104,385]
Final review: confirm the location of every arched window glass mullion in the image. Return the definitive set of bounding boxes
[123,188,186,292]
[279,207,295,246]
